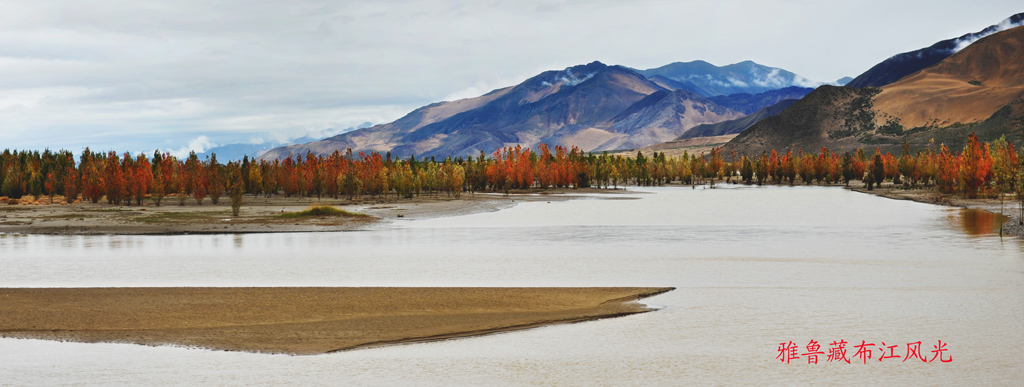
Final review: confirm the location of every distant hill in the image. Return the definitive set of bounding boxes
[646,75,717,97]
[634,60,820,97]
[602,89,742,150]
[706,86,813,114]
[873,24,1024,128]
[723,24,1024,156]
[198,124,371,161]
[721,86,880,155]
[847,12,1024,88]
[260,83,519,160]
[679,99,799,140]
[197,143,272,162]
[261,61,750,160]
[833,77,853,86]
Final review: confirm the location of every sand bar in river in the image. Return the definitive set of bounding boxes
[0,287,673,355]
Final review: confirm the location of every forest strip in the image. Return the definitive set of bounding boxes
[0,287,674,355]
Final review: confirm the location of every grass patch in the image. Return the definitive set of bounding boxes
[277,205,367,219]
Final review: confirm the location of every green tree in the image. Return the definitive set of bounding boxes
[872,152,885,188]
[227,163,245,216]
[740,157,753,184]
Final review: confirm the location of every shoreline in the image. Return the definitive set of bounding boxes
[845,184,1024,236]
[0,187,623,236]
[667,178,1023,237]
[3,183,1017,236]
[0,287,673,355]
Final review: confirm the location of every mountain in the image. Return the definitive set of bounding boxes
[198,143,273,162]
[834,77,853,86]
[260,84,518,160]
[706,86,813,114]
[198,124,372,161]
[872,24,1024,128]
[634,60,820,97]
[723,24,1024,156]
[679,99,800,140]
[600,90,742,150]
[720,86,880,155]
[261,61,747,160]
[847,12,1024,88]
[646,75,716,97]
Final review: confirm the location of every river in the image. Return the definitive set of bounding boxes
[1,185,1021,385]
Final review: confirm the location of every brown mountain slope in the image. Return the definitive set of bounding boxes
[874,25,1024,128]
[723,24,1024,156]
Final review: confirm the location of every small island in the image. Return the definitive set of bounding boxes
[0,287,674,355]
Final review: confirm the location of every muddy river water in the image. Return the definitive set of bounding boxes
[1,185,1021,385]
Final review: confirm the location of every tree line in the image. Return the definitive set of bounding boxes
[0,133,1018,213]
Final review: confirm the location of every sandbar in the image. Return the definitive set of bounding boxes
[0,287,673,355]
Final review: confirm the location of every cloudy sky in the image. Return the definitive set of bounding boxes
[1,0,1021,156]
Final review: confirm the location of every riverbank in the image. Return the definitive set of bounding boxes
[0,188,620,235]
[678,177,1022,236]
[0,287,673,355]
[6,182,1016,237]
[846,184,1023,236]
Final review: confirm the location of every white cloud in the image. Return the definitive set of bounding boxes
[952,14,1024,52]
[0,1,1020,153]
[791,76,824,88]
[169,135,215,159]
[726,77,749,87]
[557,69,596,87]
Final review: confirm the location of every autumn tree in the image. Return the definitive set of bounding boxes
[127,153,153,205]
[871,150,885,189]
[227,162,245,216]
[991,136,1018,212]
[936,144,960,195]
[740,156,753,184]
[960,133,993,198]
[103,151,126,205]
[247,163,264,198]
[63,153,80,204]
[151,152,176,206]
[185,152,208,204]
[206,154,224,204]
[339,169,361,199]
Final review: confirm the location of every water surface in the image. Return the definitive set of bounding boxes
[2,185,1022,385]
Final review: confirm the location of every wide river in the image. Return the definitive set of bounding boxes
[2,185,1022,385]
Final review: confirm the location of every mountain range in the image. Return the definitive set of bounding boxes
[197,123,371,161]
[261,13,1024,161]
[634,61,819,97]
[679,99,800,140]
[261,61,818,160]
[723,24,1024,156]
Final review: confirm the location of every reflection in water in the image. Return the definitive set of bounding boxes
[949,208,1008,236]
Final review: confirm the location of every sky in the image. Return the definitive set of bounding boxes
[0,0,1021,157]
